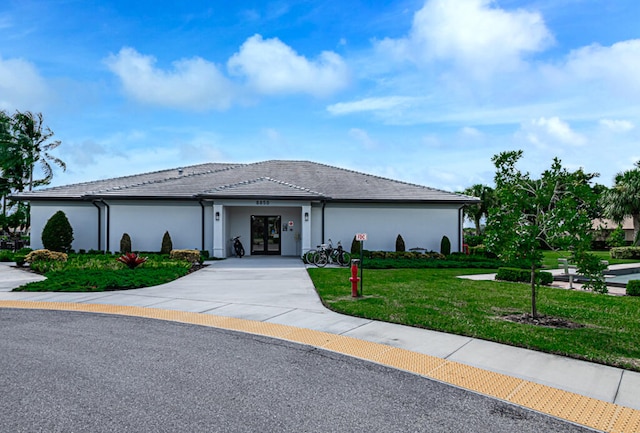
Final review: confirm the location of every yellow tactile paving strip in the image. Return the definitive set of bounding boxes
[2,300,639,433]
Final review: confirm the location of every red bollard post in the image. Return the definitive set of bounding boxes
[350,259,360,297]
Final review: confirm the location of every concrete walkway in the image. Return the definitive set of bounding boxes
[1,258,639,415]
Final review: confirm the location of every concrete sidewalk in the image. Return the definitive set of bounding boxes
[1,258,639,413]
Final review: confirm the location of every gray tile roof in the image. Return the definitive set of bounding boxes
[13,160,478,204]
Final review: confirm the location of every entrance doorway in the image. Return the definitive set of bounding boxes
[251,215,281,255]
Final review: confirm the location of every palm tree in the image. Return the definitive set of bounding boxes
[463,184,494,235]
[602,161,640,245]
[12,111,66,191]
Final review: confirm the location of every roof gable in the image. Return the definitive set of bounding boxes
[13,160,478,204]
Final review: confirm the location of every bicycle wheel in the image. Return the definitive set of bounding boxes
[338,252,351,267]
[303,249,317,264]
[314,251,328,267]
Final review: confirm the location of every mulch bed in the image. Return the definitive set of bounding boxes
[503,313,584,329]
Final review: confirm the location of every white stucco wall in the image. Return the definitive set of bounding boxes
[108,200,203,252]
[316,203,463,253]
[30,201,99,251]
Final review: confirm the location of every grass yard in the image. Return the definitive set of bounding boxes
[309,267,640,371]
[14,253,193,292]
[541,250,637,269]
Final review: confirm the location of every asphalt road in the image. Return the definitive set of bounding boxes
[0,309,595,433]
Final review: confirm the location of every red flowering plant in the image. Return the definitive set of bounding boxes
[116,252,148,269]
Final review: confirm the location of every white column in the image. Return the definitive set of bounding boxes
[213,204,225,258]
[302,204,311,255]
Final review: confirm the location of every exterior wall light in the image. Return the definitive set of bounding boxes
[215,211,220,221]
[304,212,309,221]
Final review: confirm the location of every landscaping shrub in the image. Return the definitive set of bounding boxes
[350,235,361,256]
[395,234,405,252]
[41,210,74,253]
[607,226,627,248]
[116,252,148,269]
[0,250,13,262]
[170,249,201,263]
[14,255,26,267]
[464,234,484,247]
[161,231,173,254]
[120,233,132,253]
[496,267,553,285]
[440,235,451,256]
[627,280,640,296]
[25,249,68,264]
[610,247,640,260]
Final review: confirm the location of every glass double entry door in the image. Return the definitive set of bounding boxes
[251,215,281,255]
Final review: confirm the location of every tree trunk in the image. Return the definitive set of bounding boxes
[530,262,537,318]
[633,214,640,246]
[474,217,481,236]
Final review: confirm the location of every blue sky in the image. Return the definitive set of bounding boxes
[1,0,639,191]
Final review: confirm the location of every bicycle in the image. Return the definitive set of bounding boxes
[312,239,351,267]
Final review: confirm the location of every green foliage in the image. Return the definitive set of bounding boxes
[464,234,484,247]
[606,226,627,248]
[486,150,598,317]
[627,280,640,296]
[462,184,495,235]
[350,235,361,256]
[601,161,640,246]
[41,211,74,253]
[496,267,553,285]
[440,235,451,256]
[395,234,405,252]
[572,251,609,294]
[610,246,640,259]
[161,231,173,254]
[120,233,132,253]
[17,267,189,292]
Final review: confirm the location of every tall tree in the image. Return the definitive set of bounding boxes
[602,161,640,246]
[12,111,66,191]
[462,184,494,235]
[486,151,598,317]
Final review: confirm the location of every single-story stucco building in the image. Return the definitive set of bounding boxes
[13,160,479,257]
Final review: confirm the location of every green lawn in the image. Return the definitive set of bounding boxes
[308,267,640,371]
[14,253,193,292]
[541,250,637,269]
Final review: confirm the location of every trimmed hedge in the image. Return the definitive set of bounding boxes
[170,249,201,263]
[25,249,68,263]
[610,247,640,260]
[496,267,553,285]
[627,280,640,296]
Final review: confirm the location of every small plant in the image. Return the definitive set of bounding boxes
[573,251,608,294]
[120,233,132,253]
[41,210,74,253]
[440,235,451,256]
[117,252,148,269]
[606,225,627,248]
[161,231,173,254]
[170,249,200,263]
[395,234,406,252]
[25,249,68,263]
[627,280,640,296]
[350,235,361,256]
[610,247,640,259]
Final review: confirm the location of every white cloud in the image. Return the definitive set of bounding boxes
[0,57,49,110]
[104,47,234,111]
[599,119,635,133]
[228,34,349,97]
[348,128,377,149]
[519,117,586,149]
[327,96,420,115]
[377,0,552,76]
[544,40,640,99]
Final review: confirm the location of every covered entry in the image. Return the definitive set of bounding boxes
[251,215,281,255]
